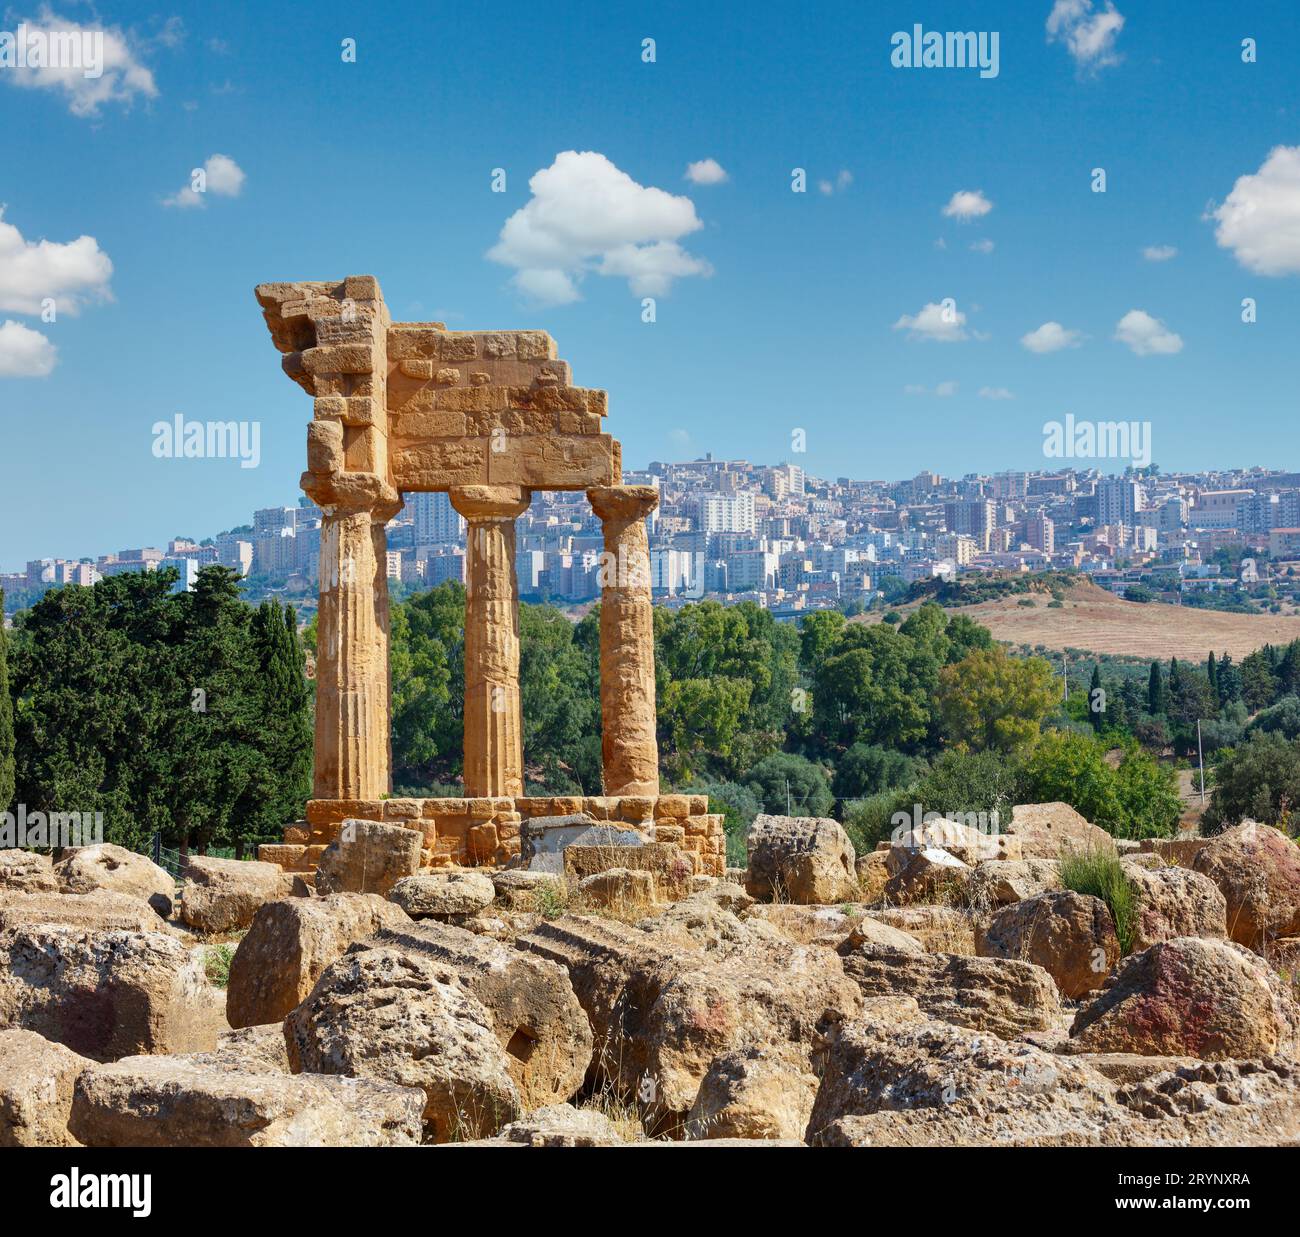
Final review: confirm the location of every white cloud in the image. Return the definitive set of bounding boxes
[0,319,57,377]
[1021,321,1083,353]
[685,158,728,186]
[487,150,712,304]
[0,207,113,315]
[1,8,160,117]
[1047,0,1125,71]
[1142,244,1178,261]
[970,238,995,254]
[942,190,993,220]
[1114,308,1183,356]
[817,169,853,196]
[162,154,246,208]
[893,302,969,343]
[978,386,1015,400]
[1206,145,1300,276]
[904,381,958,396]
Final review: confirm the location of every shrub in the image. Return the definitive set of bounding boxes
[1058,847,1137,955]
[743,752,834,818]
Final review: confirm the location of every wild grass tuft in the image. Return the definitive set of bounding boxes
[1059,846,1137,955]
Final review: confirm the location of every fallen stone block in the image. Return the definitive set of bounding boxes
[69,1055,424,1147]
[368,920,592,1109]
[388,870,496,919]
[179,855,294,934]
[745,814,857,905]
[55,844,175,918]
[285,945,521,1142]
[0,925,225,1061]
[0,1028,91,1146]
[314,819,423,896]
[225,893,411,1028]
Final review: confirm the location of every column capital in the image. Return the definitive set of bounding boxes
[587,484,659,525]
[449,484,531,521]
[302,471,401,521]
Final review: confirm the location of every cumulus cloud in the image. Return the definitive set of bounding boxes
[1142,244,1178,261]
[0,319,57,377]
[970,238,995,254]
[893,302,969,343]
[685,158,728,185]
[162,154,246,208]
[1021,321,1083,353]
[942,190,993,220]
[978,386,1015,400]
[1114,309,1183,355]
[487,151,712,304]
[818,170,853,196]
[0,207,113,315]
[1206,145,1300,276]
[1,8,160,116]
[1046,0,1125,71]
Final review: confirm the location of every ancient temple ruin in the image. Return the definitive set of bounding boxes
[253,276,724,877]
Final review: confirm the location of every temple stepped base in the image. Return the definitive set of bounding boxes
[260,795,727,879]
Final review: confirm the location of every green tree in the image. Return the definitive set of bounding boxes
[743,752,833,817]
[1147,660,1165,715]
[236,601,313,852]
[1020,731,1123,833]
[831,742,921,802]
[1203,732,1300,834]
[12,570,185,851]
[389,582,465,786]
[0,590,13,815]
[1111,745,1182,839]
[1088,665,1104,730]
[935,645,1057,754]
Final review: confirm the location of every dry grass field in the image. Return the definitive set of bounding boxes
[862,578,1300,661]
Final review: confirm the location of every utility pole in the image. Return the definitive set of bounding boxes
[1196,719,1207,804]
[1062,652,1068,701]
[786,779,791,815]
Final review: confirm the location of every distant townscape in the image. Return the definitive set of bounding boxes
[5,458,1300,617]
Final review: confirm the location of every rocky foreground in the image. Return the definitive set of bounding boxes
[2,804,1299,1148]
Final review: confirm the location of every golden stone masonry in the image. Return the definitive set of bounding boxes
[253,276,725,877]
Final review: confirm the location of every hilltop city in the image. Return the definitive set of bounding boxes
[5,458,1300,619]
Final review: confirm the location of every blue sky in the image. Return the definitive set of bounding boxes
[1,0,1298,568]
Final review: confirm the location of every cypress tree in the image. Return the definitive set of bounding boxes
[1207,651,1219,701]
[1147,659,1164,715]
[0,590,14,815]
[1088,664,1104,729]
[238,601,312,852]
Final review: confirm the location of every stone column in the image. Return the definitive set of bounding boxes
[587,485,660,797]
[450,485,531,798]
[309,478,402,801]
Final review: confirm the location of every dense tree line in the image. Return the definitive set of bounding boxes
[6,568,310,853]
[0,590,13,815]
[7,569,1294,860]
[378,587,1180,861]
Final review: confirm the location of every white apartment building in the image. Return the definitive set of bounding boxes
[695,492,756,535]
[409,491,465,546]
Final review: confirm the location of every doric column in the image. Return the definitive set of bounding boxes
[587,485,660,797]
[450,485,531,798]
[307,476,402,801]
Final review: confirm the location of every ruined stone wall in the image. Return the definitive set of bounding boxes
[261,795,726,882]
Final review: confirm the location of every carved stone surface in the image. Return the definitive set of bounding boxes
[451,485,531,798]
[588,485,660,797]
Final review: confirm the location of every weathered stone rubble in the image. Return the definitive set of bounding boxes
[745,814,857,905]
[226,892,411,1028]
